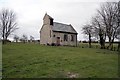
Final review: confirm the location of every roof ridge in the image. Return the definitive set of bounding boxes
[54,22,69,26]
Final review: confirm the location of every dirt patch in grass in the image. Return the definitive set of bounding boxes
[66,72,79,78]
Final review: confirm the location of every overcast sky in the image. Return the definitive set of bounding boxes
[0,0,117,41]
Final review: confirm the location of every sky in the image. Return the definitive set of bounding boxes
[0,0,118,41]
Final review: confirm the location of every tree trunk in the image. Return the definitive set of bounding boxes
[102,39,105,49]
[99,34,105,49]
[99,35,103,49]
[109,37,115,50]
[89,33,92,48]
[107,37,112,49]
[2,40,5,44]
[2,38,7,44]
[109,43,113,50]
[2,39,7,44]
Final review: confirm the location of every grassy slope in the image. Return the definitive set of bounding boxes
[2,43,118,78]
[0,42,2,78]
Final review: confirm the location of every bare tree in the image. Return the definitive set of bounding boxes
[30,35,34,42]
[92,15,106,49]
[13,35,19,42]
[115,27,120,51]
[97,2,120,50]
[21,34,28,43]
[82,24,93,48]
[115,1,120,51]
[0,8,18,44]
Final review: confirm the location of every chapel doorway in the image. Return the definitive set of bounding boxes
[56,37,60,46]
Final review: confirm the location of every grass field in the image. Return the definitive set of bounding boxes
[0,42,2,79]
[2,43,118,78]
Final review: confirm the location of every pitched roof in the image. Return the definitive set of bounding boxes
[52,22,77,34]
[43,13,53,20]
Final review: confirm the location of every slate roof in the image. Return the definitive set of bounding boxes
[52,22,77,34]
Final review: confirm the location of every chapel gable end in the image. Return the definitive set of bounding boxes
[43,13,54,25]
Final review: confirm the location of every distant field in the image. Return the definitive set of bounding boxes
[2,43,118,78]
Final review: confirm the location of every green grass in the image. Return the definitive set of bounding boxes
[0,42,2,79]
[2,43,118,78]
